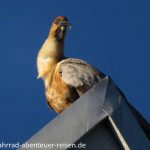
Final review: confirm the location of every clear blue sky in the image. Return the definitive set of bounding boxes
[0,0,150,146]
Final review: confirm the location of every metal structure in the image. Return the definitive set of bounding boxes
[19,76,150,150]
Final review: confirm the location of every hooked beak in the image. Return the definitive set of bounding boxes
[58,21,72,30]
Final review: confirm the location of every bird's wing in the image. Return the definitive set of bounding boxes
[59,58,105,94]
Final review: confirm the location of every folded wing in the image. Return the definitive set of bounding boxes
[59,58,105,95]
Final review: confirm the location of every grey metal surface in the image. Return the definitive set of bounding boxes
[19,76,150,150]
[75,119,122,150]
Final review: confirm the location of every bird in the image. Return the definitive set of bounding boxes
[37,16,150,140]
[37,16,105,113]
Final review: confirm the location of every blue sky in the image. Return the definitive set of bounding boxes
[0,0,150,146]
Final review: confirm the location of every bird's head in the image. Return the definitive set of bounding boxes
[50,16,71,41]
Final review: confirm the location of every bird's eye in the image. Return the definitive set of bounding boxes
[54,18,60,24]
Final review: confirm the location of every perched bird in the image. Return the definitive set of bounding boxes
[37,16,105,113]
[37,16,150,140]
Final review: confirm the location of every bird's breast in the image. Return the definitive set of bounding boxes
[37,56,57,79]
[37,38,64,79]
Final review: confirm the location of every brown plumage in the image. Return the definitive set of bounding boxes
[37,16,105,113]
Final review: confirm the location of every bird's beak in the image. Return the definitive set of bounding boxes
[56,20,71,40]
[58,21,72,30]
